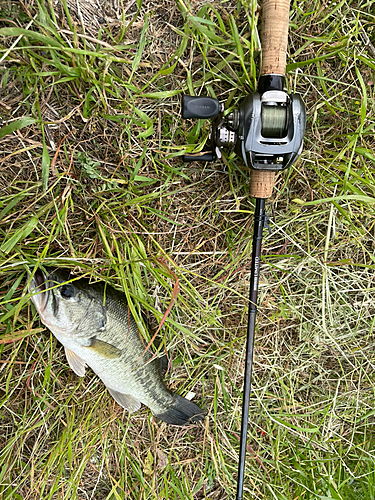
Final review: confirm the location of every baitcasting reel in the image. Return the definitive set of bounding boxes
[181,75,306,171]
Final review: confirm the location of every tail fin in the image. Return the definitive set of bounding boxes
[155,395,205,426]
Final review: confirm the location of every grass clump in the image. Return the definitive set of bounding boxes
[1,0,375,499]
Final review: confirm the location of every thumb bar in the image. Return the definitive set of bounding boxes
[249,0,291,199]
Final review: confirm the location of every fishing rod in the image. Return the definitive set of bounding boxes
[180,0,306,497]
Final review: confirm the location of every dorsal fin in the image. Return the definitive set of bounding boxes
[159,354,169,377]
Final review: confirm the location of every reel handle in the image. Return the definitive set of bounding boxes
[249,0,291,199]
[182,152,216,162]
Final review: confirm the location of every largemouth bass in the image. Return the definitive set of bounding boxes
[29,268,204,425]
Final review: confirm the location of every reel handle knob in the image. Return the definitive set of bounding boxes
[181,95,221,119]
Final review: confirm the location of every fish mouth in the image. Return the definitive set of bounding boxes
[30,268,50,313]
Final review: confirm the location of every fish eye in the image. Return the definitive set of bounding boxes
[60,284,75,299]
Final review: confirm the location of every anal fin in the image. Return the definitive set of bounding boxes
[107,388,141,413]
[65,347,87,377]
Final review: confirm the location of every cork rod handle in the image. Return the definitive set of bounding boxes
[260,0,291,77]
[249,170,276,199]
[249,0,290,199]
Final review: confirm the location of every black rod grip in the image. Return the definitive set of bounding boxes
[181,95,221,119]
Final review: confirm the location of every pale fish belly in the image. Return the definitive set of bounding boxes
[53,334,150,403]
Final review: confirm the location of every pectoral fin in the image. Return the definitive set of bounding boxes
[65,347,87,377]
[85,338,122,359]
[107,388,141,413]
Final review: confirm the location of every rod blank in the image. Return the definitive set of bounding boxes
[236,198,267,500]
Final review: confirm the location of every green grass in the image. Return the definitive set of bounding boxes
[1,0,375,498]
